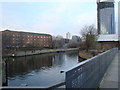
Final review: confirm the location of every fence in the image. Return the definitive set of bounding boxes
[66,48,118,88]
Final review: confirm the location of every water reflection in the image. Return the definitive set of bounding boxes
[6,51,79,87]
[7,55,53,77]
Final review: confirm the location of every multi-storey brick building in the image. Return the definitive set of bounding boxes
[1,30,52,49]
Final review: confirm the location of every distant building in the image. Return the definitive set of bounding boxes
[72,35,81,43]
[52,36,70,49]
[96,0,119,49]
[66,32,71,39]
[66,35,81,48]
[1,30,52,49]
[97,0,115,34]
[63,38,70,44]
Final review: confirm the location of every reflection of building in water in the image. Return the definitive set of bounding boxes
[7,52,79,80]
[66,51,79,58]
[6,51,79,87]
[52,53,65,67]
[2,60,8,86]
[52,52,79,67]
[7,55,53,77]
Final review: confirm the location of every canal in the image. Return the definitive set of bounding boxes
[4,51,80,87]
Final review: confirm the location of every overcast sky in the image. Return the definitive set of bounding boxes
[0,0,119,38]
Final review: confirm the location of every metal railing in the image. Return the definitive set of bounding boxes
[66,48,118,88]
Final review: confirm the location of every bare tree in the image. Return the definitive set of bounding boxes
[80,25,98,52]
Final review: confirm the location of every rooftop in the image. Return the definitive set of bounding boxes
[97,34,119,42]
[2,30,51,36]
[97,0,114,3]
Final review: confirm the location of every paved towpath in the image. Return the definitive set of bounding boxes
[100,50,119,88]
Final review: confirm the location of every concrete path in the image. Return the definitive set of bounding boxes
[100,50,119,88]
[0,62,2,87]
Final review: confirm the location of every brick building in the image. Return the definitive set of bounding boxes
[1,30,52,49]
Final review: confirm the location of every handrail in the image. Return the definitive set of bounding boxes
[66,48,112,72]
[66,48,118,88]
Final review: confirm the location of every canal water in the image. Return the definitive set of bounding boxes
[5,51,80,87]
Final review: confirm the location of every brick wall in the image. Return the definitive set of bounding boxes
[97,41,119,50]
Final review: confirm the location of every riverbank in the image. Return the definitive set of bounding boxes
[78,50,103,60]
[3,48,79,57]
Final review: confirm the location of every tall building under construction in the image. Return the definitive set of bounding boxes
[97,0,115,34]
[97,0,119,49]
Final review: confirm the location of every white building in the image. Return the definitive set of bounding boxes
[72,35,81,43]
[97,34,118,41]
